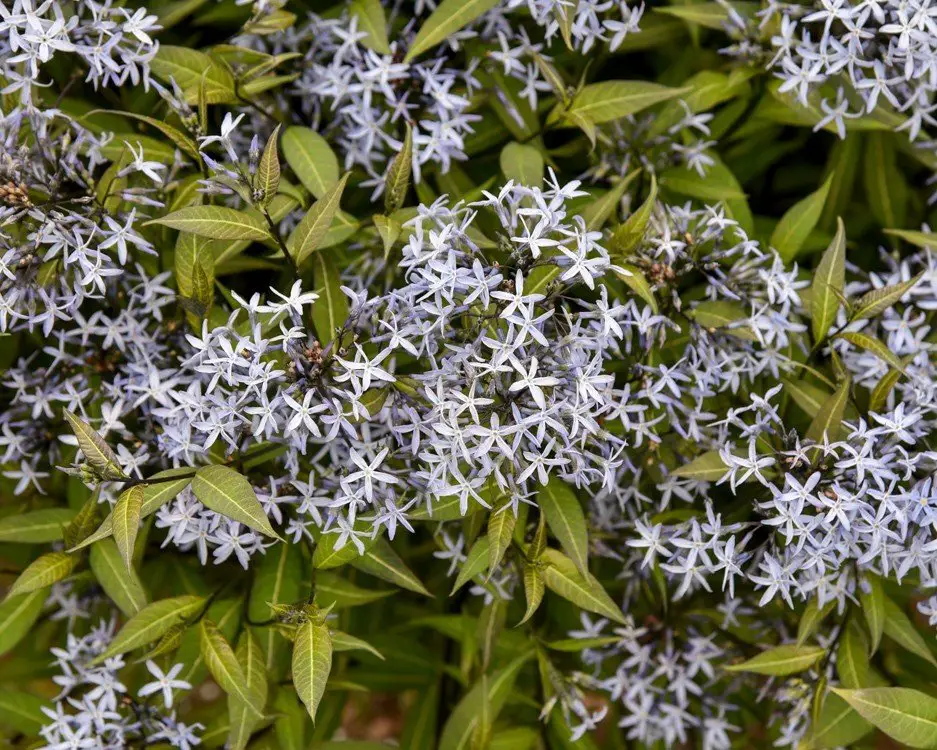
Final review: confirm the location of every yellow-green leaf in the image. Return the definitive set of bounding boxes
[724,644,824,675]
[404,0,499,62]
[148,206,272,241]
[192,465,282,539]
[831,687,937,749]
[771,172,833,262]
[282,127,339,199]
[293,620,333,723]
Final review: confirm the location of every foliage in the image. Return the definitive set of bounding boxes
[2,0,937,747]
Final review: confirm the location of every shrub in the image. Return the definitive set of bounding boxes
[2,0,937,748]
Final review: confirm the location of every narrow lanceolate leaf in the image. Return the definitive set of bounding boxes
[724,644,824,676]
[287,173,350,265]
[859,575,885,653]
[553,81,687,125]
[500,142,544,187]
[228,629,268,750]
[832,687,937,749]
[0,691,48,736]
[281,126,339,199]
[373,214,401,261]
[64,410,128,480]
[293,620,333,723]
[404,0,499,62]
[146,206,272,241]
[610,174,657,256]
[672,450,728,481]
[439,651,533,750]
[71,468,193,552]
[0,590,45,657]
[89,538,148,617]
[192,464,281,539]
[538,478,589,576]
[384,125,412,214]
[256,124,281,207]
[315,571,393,610]
[837,622,870,689]
[6,552,76,600]
[311,250,349,345]
[810,217,846,344]
[771,172,833,262]
[883,228,937,249]
[541,549,625,625]
[850,272,923,322]
[519,562,544,625]
[840,331,904,371]
[0,508,76,543]
[89,109,200,160]
[113,484,145,570]
[805,692,873,749]
[883,595,937,667]
[796,597,833,646]
[806,376,851,448]
[200,620,264,719]
[582,169,640,231]
[451,537,490,594]
[350,0,391,54]
[95,595,204,661]
[487,507,517,573]
[350,536,432,596]
[330,630,384,660]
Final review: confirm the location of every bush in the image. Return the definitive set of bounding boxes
[2,0,937,747]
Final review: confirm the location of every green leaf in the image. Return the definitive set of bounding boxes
[0,590,45,657]
[149,206,272,241]
[724,644,824,676]
[451,537,490,594]
[0,691,48,735]
[71,468,193,551]
[400,680,440,750]
[0,508,76,543]
[850,272,923,322]
[293,619,333,723]
[311,249,349,345]
[5,551,76,600]
[689,300,755,339]
[840,331,905,371]
[863,132,907,228]
[229,629,268,750]
[796,598,834,646]
[63,410,129,480]
[804,692,873,749]
[487,506,517,573]
[272,686,306,750]
[653,2,731,29]
[95,595,204,661]
[541,548,625,625]
[519,561,544,625]
[613,264,658,313]
[288,173,350,266]
[439,650,533,750]
[256,124,282,207]
[543,636,622,651]
[312,522,378,569]
[771,172,834,262]
[113,484,144,570]
[609,174,657,256]
[538,478,589,576]
[89,109,200,161]
[349,536,432,596]
[384,125,413,214]
[883,228,937,249]
[175,232,214,299]
[89,538,148,617]
[582,169,640,231]
[552,81,687,126]
[831,687,937,749]
[883,595,937,668]
[151,45,236,104]
[500,142,544,186]
[672,450,727,481]
[859,575,885,653]
[192,465,282,539]
[315,571,393,610]
[806,376,851,448]
[350,0,391,54]
[330,629,384,660]
[404,0,499,62]
[373,214,402,260]
[282,127,339,200]
[837,622,869,688]
[200,619,264,719]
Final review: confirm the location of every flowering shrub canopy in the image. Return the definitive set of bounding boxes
[4,0,937,747]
